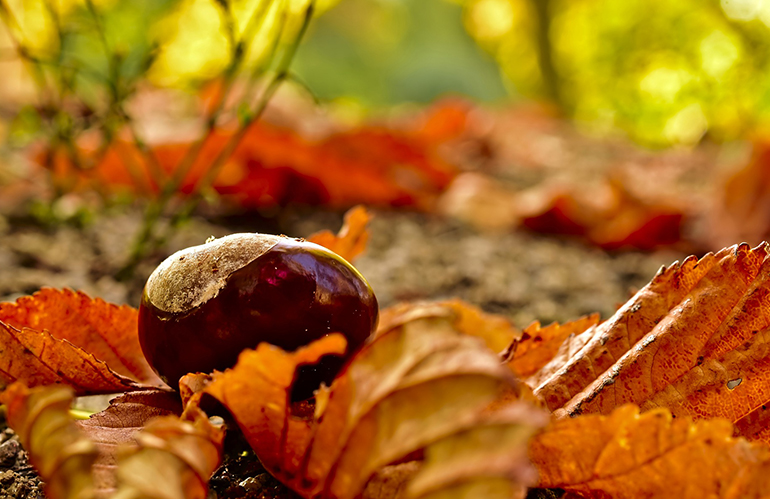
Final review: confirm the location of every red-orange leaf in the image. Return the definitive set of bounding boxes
[42,117,458,211]
[0,319,144,394]
[0,288,161,385]
[308,205,372,262]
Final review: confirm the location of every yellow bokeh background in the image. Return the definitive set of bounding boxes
[3,0,770,146]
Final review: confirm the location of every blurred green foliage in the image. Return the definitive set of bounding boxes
[464,0,770,146]
[553,0,770,145]
[3,0,770,147]
[291,0,507,107]
[296,0,770,146]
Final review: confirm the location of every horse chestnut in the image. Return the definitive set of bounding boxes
[138,233,378,400]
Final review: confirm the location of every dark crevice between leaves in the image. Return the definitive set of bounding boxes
[0,411,44,499]
[209,427,301,499]
[526,488,565,499]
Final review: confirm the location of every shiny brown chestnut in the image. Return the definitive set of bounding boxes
[138,233,378,400]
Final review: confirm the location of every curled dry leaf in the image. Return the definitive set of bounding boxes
[406,403,547,499]
[1,382,221,499]
[198,303,547,499]
[530,404,770,499]
[526,242,770,444]
[508,314,600,378]
[308,205,372,262]
[114,403,225,499]
[377,299,520,355]
[77,390,182,495]
[0,382,99,499]
[0,289,162,394]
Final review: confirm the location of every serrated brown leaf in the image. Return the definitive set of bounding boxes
[0,288,163,389]
[77,390,182,495]
[308,205,371,262]
[527,242,770,445]
[530,405,770,499]
[199,304,546,499]
[0,319,145,394]
[509,314,600,378]
[0,382,99,499]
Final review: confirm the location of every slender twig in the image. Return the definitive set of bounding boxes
[116,1,315,280]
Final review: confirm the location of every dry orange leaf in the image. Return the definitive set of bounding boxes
[308,205,372,262]
[376,299,520,355]
[77,390,182,494]
[0,289,163,394]
[530,404,770,499]
[114,403,224,499]
[0,288,160,384]
[199,304,546,499]
[508,314,600,378]
[406,403,546,499]
[525,242,770,444]
[0,383,99,499]
[0,320,144,394]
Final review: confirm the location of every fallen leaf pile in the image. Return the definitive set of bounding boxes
[39,101,460,212]
[17,91,770,252]
[7,208,770,498]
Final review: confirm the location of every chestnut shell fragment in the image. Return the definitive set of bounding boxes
[138,235,378,400]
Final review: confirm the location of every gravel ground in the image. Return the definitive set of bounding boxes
[0,207,687,327]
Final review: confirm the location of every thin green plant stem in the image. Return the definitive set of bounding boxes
[82,0,162,194]
[0,1,51,94]
[158,4,313,244]
[152,0,274,197]
[155,0,278,197]
[116,1,315,280]
[241,0,288,108]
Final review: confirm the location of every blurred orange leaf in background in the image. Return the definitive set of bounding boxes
[41,104,460,211]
